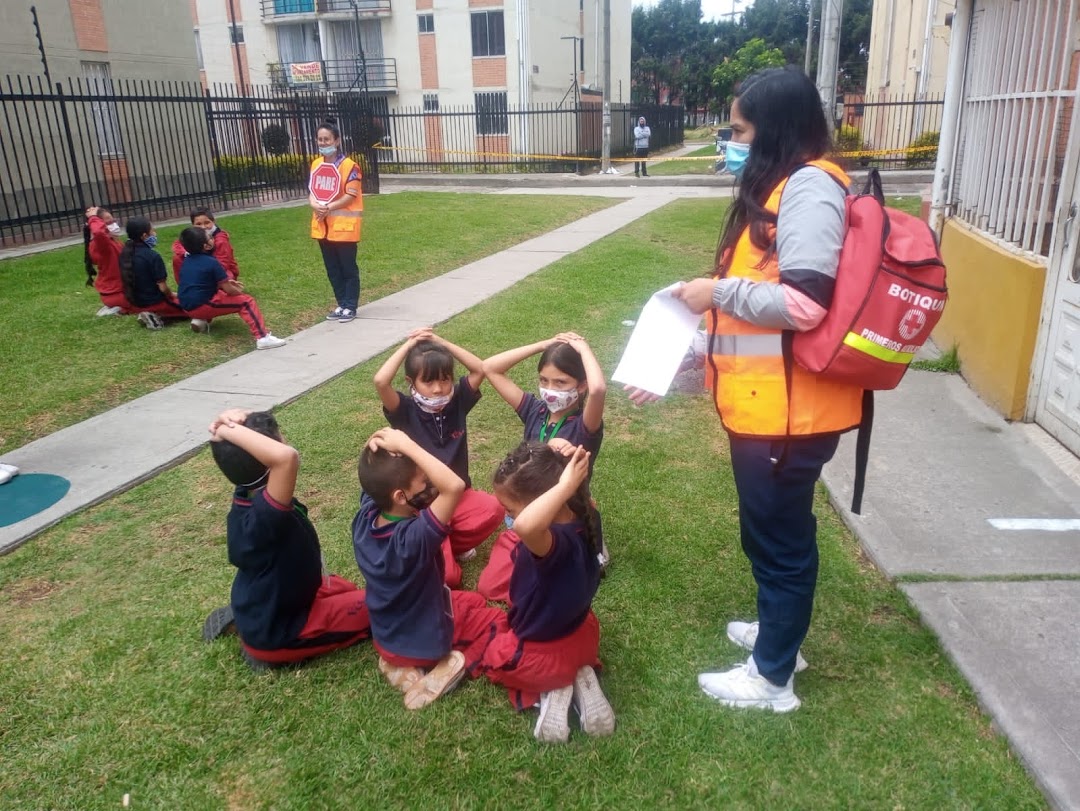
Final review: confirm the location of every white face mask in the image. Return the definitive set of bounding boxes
[411,387,452,414]
[106,222,122,235]
[539,386,580,412]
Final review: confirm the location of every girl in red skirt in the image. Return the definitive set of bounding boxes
[479,442,615,743]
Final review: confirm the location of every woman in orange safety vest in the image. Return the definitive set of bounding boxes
[309,118,364,323]
[627,67,862,713]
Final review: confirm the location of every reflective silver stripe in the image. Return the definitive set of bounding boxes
[330,210,363,218]
[711,333,783,356]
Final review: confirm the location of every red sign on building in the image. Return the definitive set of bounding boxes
[309,162,341,204]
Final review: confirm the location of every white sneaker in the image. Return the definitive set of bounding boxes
[190,319,210,334]
[454,548,477,563]
[255,334,286,350]
[572,666,615,736]
[0,463,19,476]
[534,685,573,743]
[698,656,801,713]
[96,305,122,317]
[726,620,809,673]
[137,311,164,330]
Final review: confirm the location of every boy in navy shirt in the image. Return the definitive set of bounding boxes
[203,408,370,669]
[176,227,285,350]
[353,428,507,710]
[373,326,504,587]
[171,207,241,283]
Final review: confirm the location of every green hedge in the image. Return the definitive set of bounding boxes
[214,153,373,189]
[904,131,939,169]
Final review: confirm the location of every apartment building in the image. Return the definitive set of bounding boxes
[191,0,632,110]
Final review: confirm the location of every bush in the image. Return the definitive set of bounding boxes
[905,131,939,169]
[214,155,309,189]
[835,124,865,155]
[261,124,291,156]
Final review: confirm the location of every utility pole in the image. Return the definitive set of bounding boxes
[815,0,843,123]
[601,0,616,173]
[804,0,815,75]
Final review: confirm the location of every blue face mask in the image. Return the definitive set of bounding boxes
[319,145,338,157]
[725,141,751,180]
[144,234,158,248]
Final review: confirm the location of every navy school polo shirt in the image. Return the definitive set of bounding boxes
[226,487,324,651]
[351,493,453,661]
[129,242,168,307]
[178,252,228,310]
[515,392,604,475]
[384,376,481,488]
[507,520,601,642]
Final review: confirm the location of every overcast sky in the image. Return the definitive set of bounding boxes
[632,0,746,23]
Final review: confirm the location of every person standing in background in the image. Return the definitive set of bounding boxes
[633,117,651,178]
[309,119,363,324]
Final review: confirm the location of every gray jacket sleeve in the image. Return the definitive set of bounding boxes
[711,167,846,330]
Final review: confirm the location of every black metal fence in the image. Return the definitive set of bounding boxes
[376,102,683,174]
[836,93,945,170]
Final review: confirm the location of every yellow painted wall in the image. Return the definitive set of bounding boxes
[935,220,1046,420]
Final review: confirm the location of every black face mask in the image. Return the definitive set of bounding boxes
[405,484,438,511]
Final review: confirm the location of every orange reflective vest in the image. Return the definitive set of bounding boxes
[309,156,364,243]
[706,159,863,438]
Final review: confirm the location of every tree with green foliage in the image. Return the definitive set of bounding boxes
[712,38,786,107]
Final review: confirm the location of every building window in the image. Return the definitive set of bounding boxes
[475,91,508,135]
[423,93,439,112]
[418,14,434,34]
[193,30,204,69]
[80,61,125,157]
[470,11,504,57]
[230,25,245,45]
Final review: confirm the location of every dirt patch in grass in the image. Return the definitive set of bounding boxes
[6,578,62,607]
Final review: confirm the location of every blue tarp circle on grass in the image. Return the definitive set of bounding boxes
[0,474,71,528]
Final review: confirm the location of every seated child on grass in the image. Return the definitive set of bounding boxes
[353,428,508,710]
[373,327,504,587]
[480,332,609,598]
[176,227,285,350]
[203,408,371,670]
[478,442,614,743]
[172,207,241,284]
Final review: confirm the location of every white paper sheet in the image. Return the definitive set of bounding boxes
[612,283,703,396]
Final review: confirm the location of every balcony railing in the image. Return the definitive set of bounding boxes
[261,0,391,19]
[268,58,398,93]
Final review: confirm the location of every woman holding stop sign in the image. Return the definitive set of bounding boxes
[309,119,364,323]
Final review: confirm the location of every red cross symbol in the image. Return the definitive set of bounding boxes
[898,308,927,341]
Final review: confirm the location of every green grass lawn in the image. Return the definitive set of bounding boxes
[0,192,614,455]
[0,198,1045,809]
[646,145,719,177]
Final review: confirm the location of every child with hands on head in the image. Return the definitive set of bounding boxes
[177,226,286,350]
[478,442,614,743]
[373,327,505,586]
[480,332,609,596]
[204,408,371,670]
[84,205,130,315]
[352,428,508,711]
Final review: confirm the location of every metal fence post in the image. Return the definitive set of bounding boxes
[203,87,228,210]
[55,82,86,216]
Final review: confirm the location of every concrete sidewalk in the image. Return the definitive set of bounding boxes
[822,370,1080,811]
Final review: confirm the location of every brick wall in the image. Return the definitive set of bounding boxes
[472,57,506,88]
[419,34,439,90]
[424,116,444,162]
[468,0,503,6]
[189,0,199,24]
[416,0,433,8]
[476,134,509,157]
[68,0,109,52]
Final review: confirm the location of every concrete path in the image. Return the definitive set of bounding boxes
[823,368,1080,811]
[0,191,679,554]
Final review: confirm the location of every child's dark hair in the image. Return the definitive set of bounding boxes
[493,442,600,556]
[537,341,587,383]
[210,411,281,488]
[404,340,455,382]
[318,117,341,140]
[359,445,419,511]
[118,216,153,304]
[189,206,216,223]
[82,207,112,286]
[180,226,211,255]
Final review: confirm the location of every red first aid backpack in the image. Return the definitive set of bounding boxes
[783,167,947,514]
[792,168,948,388]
